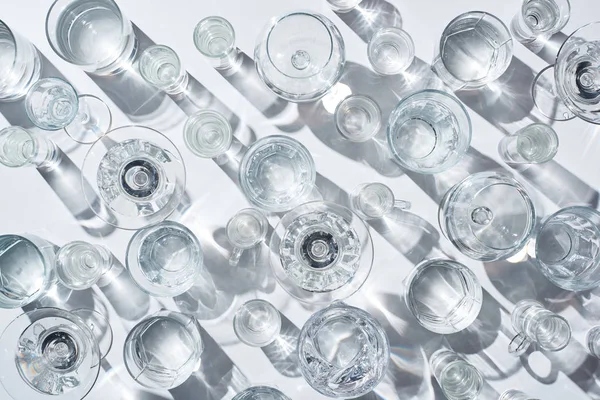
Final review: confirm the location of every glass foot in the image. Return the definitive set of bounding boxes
[65,94,113,144]
[72,309,113,359]
[532,65,575,121]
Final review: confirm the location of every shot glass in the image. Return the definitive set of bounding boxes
[233,386,291,400]
[532,65,575,121]
[498,123,559,164]
[335,95,382,142]
[500,389,539,400]
[233,299,281,347]
[55,241,113,290]
[325,0,363,13]
[183,110,233,159]
[587,326,600,358]
[367,27,415,75]
[138,45,189,95]
[387,90,471,174]
[430,350,483,400]
[534,206,600,291]
[193,16,242,73]
[350,182,411,220]
[511,0,570,44]
[0,126,59,169]
[226,208,269,266]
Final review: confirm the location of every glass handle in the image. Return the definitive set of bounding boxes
[394,199,411,210]
[229,247,244,266]
[508,332,532,356]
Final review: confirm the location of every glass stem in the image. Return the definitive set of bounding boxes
[394,199,411,210]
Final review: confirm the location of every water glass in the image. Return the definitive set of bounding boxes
[350,182,411,220]
[368,27,415,75]
[124,310,203,389]
[183,110,233,159]
[500,389,539,400]
[226,208,269,266]
[534,206,600,291]
[439,172,536,261]
[430,350,483,400]
[194,16,242,72]
[46,0,137,75]
[0,126,59,168]
[297,302,389,398]
[498,123,559,164]
[587,326,600,358]
[511,0,570,44]
[138,45,188,94]
[387,90,471,173]
[335,95,382,142]
[55,241,113,290]
[233,387,291,400]
[404,259,482,334]
[532,65,575,121]
[325,0,363,12]
[233,299,281,347]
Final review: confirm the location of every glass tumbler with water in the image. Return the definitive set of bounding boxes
[194,16,242,73]
[430,350,483,400]
[368,27,415,75]
[511,0,570,44]
[233,386,291,400]
[139,45,188,95]
[498,123,559,164]
[184,110,233,159]
[233,299,281,347]
[0,126,59,168]
[55,241,113,290]
[500,389,540,400]
[335,95,382,142]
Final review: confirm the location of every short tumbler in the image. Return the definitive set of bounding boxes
[233,387,291,400]
[183,110,233,159]
[138,45,188,94]
[430,350,483,400]
[194,16,242,72]
[368,27,415,75]
[350,182,411,220]
[56,241,113,290]
[498,123,559,164]
[0,126,59,168]
[500,389,540,400]
[511,0,570,44]
[335,95,382,142]
[233,299,281,347]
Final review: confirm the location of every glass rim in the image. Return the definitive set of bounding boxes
[534,313,571,350]
[193,16,236,58]
[139,44,182,77]
[520,0,571,27]
[440,10,513,52]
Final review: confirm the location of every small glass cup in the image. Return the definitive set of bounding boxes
[126,221,203,297]
[498,123,559,164]
[350,182,411,220]
[500,389,539,400]
[138,45,189,95]
[0,308,101,399]
[587,326,600,358]
[226,208,269,266]
[532,65,575,121]
[430,350,483,400]
[387,90,471,174]
[439,172,535,261]
[368,27,415,75]
[298,302,390,398]
[254,11,346,102]
[233,386,291,400]
[433,11,513,90]
[0,126,59,168]
[511,0,570,44]
[25,77,112,144]
[0,20,41,101]
[124,310,203,390]
[183,110,233,159]
[46,0,137,75]
[233,299,281,347]
[239,135,316,213]
[534,206,600,291]
[55,241,113,290]
[335,95,382,142]
[193,16,242,72]
[404,259,483,334]
[325,0,363,13]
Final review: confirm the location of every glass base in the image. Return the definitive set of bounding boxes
[532,65,575,121]
[65,95,113,144]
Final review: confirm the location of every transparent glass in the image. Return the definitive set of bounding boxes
[0,308,100,399]
[138,45,188,95]
[430,350,483,400]
[297,302,389,398]
[233,299,281,347]
[239,135,316,213]
[350,182,411,220]
[335,95,382,142]
[404,259,483,334]
[555,22,600,124]
[325,0,363,13]
[587,326,600,358]
[81,125,186,230]
[71,309,113,359]
[270,201,373,304]
[254,11,346,102]
[56,241,112,290]
[511,0,570,44]
[193,16,242,72]
[500,389,539,400]
[0,126,59,168]
[498,123,559,164]
[439,172,535,261]
[368,27,415,75]
[233,386,291,400]
[534,206,600,291]
[124,310,203,390]
[226,208,269,266]
[183,110,233,159]
[433,11,513,90]
[387,90,472,174]
[46,0,137,75]
[532,65,575,121]
[0,20,41,101]
[126,221,203,297]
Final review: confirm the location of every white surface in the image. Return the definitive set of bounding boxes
[1,0,600,399]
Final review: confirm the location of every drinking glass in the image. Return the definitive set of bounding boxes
[233,299,281,347]
[498,123,559,164]
[126,221,203,297]
[138,45,188,95]
[55,241,113,290]
[511,0,570,44]
[500,389,539,400]
[0,234,55,309]
[183,110,233,159]
[193,16,242,72]
[255,11,346,102]
[325,0,363,13]
[124,310,203,389]
[335,95,382,142]
[509,300,571,355]
[46,0,137,75]
[226,208,269,266]
[439,172,536,261]
[81,125,186,230]
[534,206,600,291]
[0,126,59,168]
[432,11,513,90]
[587,326,600,358]
[297,302,389,398]
[25,77,112,144]
[0,20,41,101]
[430,350,483,400]
[239,135,316,213]
[404,259,482,334]
[270,201,373,304]
[387,90,471,174]
[532,65,575,121]
[368,27,415,75]
[350,182,411,220]
[0,308,100,399]
[233,387,291,400]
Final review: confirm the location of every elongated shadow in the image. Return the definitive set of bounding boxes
[521,31,567,64]
[335,0,403,43]
[100,359,171,400]
[261,314,302,377]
